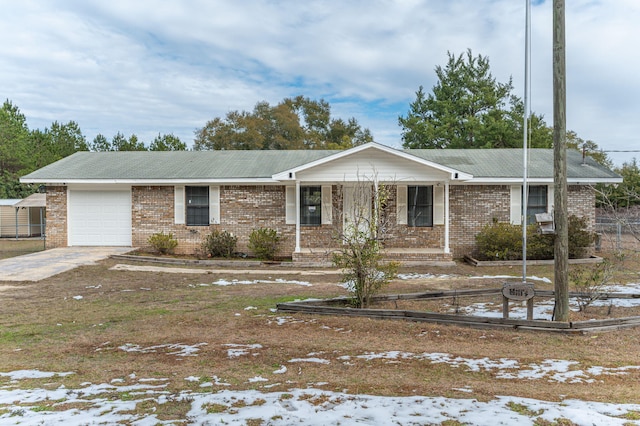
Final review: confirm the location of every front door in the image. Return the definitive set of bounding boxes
[342,185,371,240]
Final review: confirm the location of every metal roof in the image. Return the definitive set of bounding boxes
[20,145,621,183]
[14,193,46,208]
[21,150,338,181]
[407,148,621,180]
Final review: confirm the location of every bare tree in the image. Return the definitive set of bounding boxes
[331,175,399,308]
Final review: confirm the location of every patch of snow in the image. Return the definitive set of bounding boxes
[397,273,453,280]
[273,365,287,374]
[470,275,552,283]
[212,278,312,286]
[118,343,207,358]
[223,343,262,358]
[2,380,638,426]
[72,295,83,300]
[213,376,231,386]
[288,358,331,365]
[0,370,74,380]
[248,376,268,383]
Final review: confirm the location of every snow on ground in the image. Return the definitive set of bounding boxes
[5,272,637,423]
[116,342,207,358]
[468,275,553,283]
[461,282,640,320]
[1,369,639,425]
[398,274,640,321]
[206,278,312,286]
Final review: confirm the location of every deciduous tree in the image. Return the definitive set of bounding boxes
[194,97,372,151]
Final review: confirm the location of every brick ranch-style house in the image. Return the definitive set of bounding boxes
[21,143,621,265]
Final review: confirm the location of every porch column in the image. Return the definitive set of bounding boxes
[444,181,450,254]
[295,180,301,252]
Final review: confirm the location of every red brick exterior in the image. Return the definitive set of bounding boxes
[44,186,67,248]
[45,183,598,261]
[449,185,512,256]
[130,185,296,256]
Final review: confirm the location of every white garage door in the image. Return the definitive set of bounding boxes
[68,190,132,246]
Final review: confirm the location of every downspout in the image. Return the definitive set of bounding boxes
[295,180,301,252]
[14,206,18,239]
[444,181,450,254]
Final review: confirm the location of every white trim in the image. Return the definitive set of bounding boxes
[295,181,301,252]
[321,185,332,225]
[21,178,281,185]
[433,185,445,225]
[271,142,473,181]
[285,186,296,225]
[21,177,622,186]
[547,185,555,213]
[510,185,522,225]
[444,182,450,253]
[209,186,220,224]
[446,178,622,185]
[396,185,407,225]
[174,186,185,225]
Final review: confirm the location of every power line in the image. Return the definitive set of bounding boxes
[602,150,640,153]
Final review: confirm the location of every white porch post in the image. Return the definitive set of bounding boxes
[444,181,450,254]
[295,180,301,252]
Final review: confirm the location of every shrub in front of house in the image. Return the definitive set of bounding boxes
[567,215,596,258]
[148,232,178,255]
[202,230,238,258]
[248,227,281,261]
[474,215,595,261]
[474,221,523,260]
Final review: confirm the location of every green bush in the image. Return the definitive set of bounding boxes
[202,230,238,258]
[148,232,178,255]
[248,227,281,261]
[474,215,595,261]
[568,215,596,258]
[474,222,523,260]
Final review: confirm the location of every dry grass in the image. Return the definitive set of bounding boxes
[0,239,45,259]
[1,251,640,408]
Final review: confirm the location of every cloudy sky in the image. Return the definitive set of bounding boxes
[2,0,638,165]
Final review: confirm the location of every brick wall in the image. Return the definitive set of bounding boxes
[44,186,67,248]
[220,185,295,255]
[448,184,597,257]
[568,186,596,230]
[44,183,597,260]
[298,185,445,252]
[131,185,295,256]
[449,185,512,256]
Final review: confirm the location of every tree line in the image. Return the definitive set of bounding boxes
[0,100,190,197]
[1,49,637,206]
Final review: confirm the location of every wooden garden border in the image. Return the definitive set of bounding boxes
[277,289,640,334]
[463,255,603,267]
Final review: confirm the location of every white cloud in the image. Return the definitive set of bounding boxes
[1,0,638,164]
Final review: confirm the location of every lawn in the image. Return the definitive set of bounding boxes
[0,238,45,259]
[1,252,639,424]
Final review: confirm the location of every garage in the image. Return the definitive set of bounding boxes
[68,190,132,246]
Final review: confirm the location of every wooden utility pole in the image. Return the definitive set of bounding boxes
[553,0,569,321]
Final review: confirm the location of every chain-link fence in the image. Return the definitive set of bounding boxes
[595,218,640,252]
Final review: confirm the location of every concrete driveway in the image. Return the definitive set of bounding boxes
[0,247,133,282]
